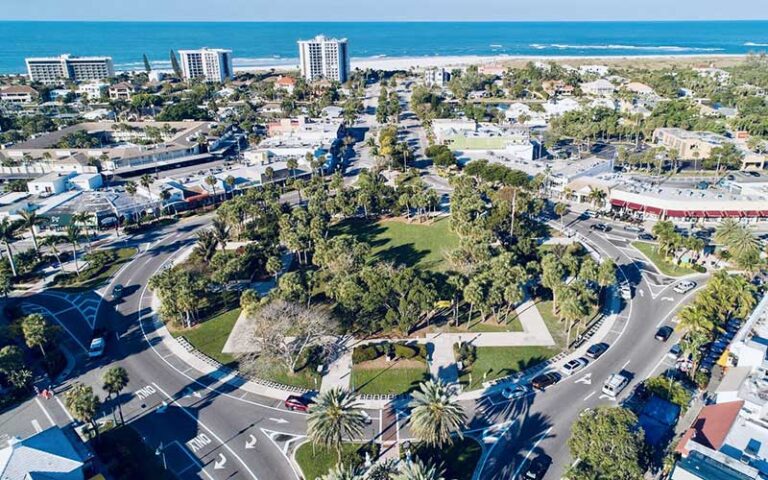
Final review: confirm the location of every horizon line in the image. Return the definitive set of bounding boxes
[1,18,768,23]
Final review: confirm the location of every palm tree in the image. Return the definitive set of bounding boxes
[319,465,363,480]
[287,158,299,180]
[715,218,741,245]
[18,209,45,254]
[225,175,236,199]
[554,202,569,228]
[41,235,65,270]
[211,218,229,251]
[408,380,466,447]
[727,227,760,262]
[66,224,81,275]
[0,218,22,277]
[394,460,446,480]
[587,187,607,209]
[102,366,129,424]
[677,305,714,336]
[205,175,219,198]
[124,181,137,198]
[72,211,94,253]
[195,230,218,261]
[158,189,171,215]
[307,387,367,463]
[139,174,154,202]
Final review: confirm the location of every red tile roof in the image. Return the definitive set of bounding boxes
[276,76,296,86]
[676,400,744,456]
[1,85,38,95]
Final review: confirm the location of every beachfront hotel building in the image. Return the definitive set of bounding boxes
[178,48,234,83]
[25,54,114,84]
[298,35,350,83]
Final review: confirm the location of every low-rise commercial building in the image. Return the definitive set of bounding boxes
[653,128,766,170]
[432,119,535,160]
[26,54,114,84]
[0,426,94,479]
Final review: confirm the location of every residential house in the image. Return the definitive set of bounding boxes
[108,82,134,100]
[0,85,38,104]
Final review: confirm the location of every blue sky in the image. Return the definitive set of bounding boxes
[3,0,768,21]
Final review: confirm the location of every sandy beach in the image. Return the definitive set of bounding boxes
[233,53,748,74]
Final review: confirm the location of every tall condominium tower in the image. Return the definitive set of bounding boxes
[178,48,234,82]
[26,54,114,84]
[298,35,349,83]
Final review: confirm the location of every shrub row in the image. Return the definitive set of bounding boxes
[352,341,428,364]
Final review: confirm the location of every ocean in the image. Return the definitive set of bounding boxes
[1,21,768,74]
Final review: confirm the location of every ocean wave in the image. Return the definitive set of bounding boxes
[528,43,723,52]
[745,42,768,47]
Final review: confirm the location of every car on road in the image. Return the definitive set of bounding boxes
[582,210,598,218]
[88,337,106,358]
[501,384,530,400]
[619,283,632,300]
[602,373,629,398]
[655,326,674,342]
[623,225,644,233]
[638,233,656,241]
[112,284,124,300]
[586,343,609,359]
[673,281,697,294]
[589,223,611,232]
[284,395,314,412]
[522,454,552,480]
[668,343,682,358]
[360,410,373,425]
[561,357,589,376]
[531,372,561,390]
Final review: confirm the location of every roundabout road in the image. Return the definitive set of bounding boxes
[17,208,706,480]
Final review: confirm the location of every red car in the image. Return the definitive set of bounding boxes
[284,395,314,412]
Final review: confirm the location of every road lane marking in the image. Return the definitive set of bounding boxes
[510,426,554,480]
[34,397,55,426]
[584,392,595,401]
[622,360,631,369]
[151,382,259,480]
[54,396,75,422]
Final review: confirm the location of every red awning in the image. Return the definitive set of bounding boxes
[724,211,742,218]
[626,202,643,210]
[185,193,210,202]
[645,206,663,215]
[760,211,768,217]
[611,199,627,207]
[687,211,707,218]
[744,211,760,217]
[705,211,722,218]
[666,210,687,218]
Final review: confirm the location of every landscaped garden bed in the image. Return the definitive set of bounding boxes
[350,341,430,395]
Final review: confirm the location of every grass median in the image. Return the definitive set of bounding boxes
[632,241,696,277]
[457,346,558,390]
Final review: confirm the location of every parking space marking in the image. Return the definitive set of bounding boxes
[31,419,42,433]
[54,396,75,422]
[34,397,55,426]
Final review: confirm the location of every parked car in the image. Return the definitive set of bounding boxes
[284,395,314,412]
[360,410,373,425]
[638,233,656,241]
[655,326,674,342]
[668,343,682,358]
[112,284,124,300]
[673,281,697,294]
[623,225,643,233]
[88,337,106,358]
[602,373,629,398]
[586,343,609,359]
[561,357,589,376]
[531,372,562,390]
[522,454,552,480]
[590,223,611,232]
[501,384,530,400]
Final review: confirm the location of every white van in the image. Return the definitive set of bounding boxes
[602,373,629,397]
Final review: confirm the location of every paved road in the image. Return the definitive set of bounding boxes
[473,212,707,480]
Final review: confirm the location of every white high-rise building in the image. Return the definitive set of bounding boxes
[26,54,114,84]
[298,35,349,83]
[178,48,233,82]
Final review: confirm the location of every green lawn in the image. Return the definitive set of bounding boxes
[351,363,430,395]
[458,346,558,390]
[411,438,483,480]
[331,217,459,271]
[171,308,241,365]
[53,247,137,291]
[535,299,568,349]
[94,426,177,480]
[295,442,375,480]
[632,241,696,277]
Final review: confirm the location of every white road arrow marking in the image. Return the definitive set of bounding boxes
[599,394,616,401]
[661,297,674,302]
[245,434,257,449]
[638,289,645,297]
[269,417,289,424]
[575,373,592,385]
[214,453,227,470]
